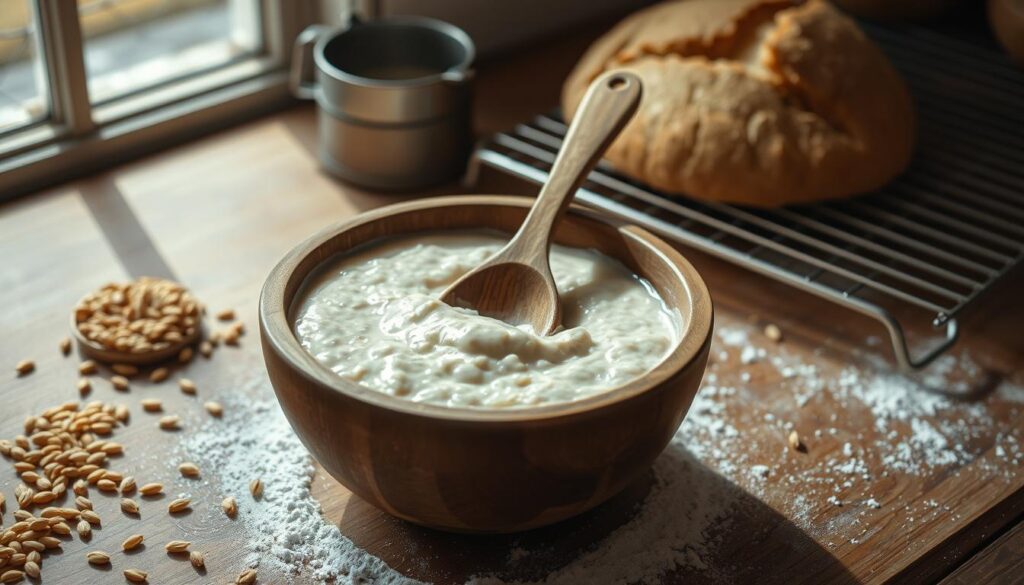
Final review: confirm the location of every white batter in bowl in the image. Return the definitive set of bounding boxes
[292,231,680,408]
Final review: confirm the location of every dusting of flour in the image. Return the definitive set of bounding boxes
[183,320,1022,583]
[185,378,420,584]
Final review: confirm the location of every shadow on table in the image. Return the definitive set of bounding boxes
[338,442,857,585]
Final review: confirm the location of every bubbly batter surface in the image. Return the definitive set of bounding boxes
[293,232,679,408]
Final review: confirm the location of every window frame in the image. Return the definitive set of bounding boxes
[0,0,313,200]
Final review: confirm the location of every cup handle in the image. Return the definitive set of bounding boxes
[290,24,331,100]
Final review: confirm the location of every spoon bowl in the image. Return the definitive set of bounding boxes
[444,261,560,333]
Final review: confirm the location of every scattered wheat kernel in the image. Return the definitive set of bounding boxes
[24,560,40,578]
[86,550,110,565]
[237,568,257,584]
[216,309,235,321]
[15,360,34,376]
[79,360,97,375]
[81,510,101,525]
[178,462,200,478]
[39,536,60,549]
[76,495,93,510]
[178,378,196,395]
[178,347,194,363]
[199,340,213,358]
[167,498,190,513]
[124,568,148,582]
[138,483,163,497]
[122,534,144,551]
[158,415,181,430]
[59,337,72,356]
[189,549,205,569]
[120,498,139,515]
[112,364,138,377]
[110,375,130,391]
[120,477,136,494]
[249,478,263,499]
[77,377,92,396]
[203,401,224,418]
[76,520,91,538]
[1,570,25,584]
[765,323,783,342]
[149,367,168,383]
[28,519,48,531]
[165,540,190,553]
[221,496,237,518]
[140,399,162,412]
[97,479,117,492]
[788,430,805,452]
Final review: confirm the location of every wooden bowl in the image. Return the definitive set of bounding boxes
[70,306,202,366]
[259,195,713,533]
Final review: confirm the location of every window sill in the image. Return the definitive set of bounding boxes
[0,66,294,201]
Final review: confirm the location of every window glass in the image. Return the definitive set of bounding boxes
[0,1,48,134]
[78,0,261,104]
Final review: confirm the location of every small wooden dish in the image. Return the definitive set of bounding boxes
[70,309,201,366]
[259,195,713,533]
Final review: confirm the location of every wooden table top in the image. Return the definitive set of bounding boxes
[1,24,1022,585]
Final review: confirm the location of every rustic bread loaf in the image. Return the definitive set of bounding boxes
[561,0,915,207]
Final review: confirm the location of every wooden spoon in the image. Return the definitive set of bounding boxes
[441,70,642,334]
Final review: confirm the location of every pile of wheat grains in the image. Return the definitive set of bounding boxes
[4,277,256,584]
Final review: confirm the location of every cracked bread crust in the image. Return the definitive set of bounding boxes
[561,0,915,207]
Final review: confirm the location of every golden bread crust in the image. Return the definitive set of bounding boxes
[561,0,915,207]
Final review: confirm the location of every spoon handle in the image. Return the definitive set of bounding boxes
[510,71,642,256]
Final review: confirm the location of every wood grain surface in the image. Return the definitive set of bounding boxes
[1,22,1022,585]
[940,521,1024,585]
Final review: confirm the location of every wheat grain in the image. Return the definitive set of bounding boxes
[15,360,34,376]
[178,378,196,395]
[138,483,163,497]
[221,496,237,518]
[177,462,200,478]
[249,478,263,499]
[203,401,223,418]
[236,568,257,584]
[24,560,39,578]
[111,364,138,377]
[121,534,143,551]
[148,367,168,383]
[158,415,181,431]
[123,568,148,582]
[120,476,136,494]
[164,540,190,553]
[120,498,139,515]
[167,498,190,514]
[788,430,805,452]
[86,551,110,565]
[140,399,162,412]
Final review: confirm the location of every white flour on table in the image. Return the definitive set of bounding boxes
[183,320,1022,583]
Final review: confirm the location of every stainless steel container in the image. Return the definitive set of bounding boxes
[291,18,475,190]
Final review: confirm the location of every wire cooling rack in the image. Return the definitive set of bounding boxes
[465,22,1024,369]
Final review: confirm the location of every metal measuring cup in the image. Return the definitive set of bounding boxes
[291,17,475,191]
